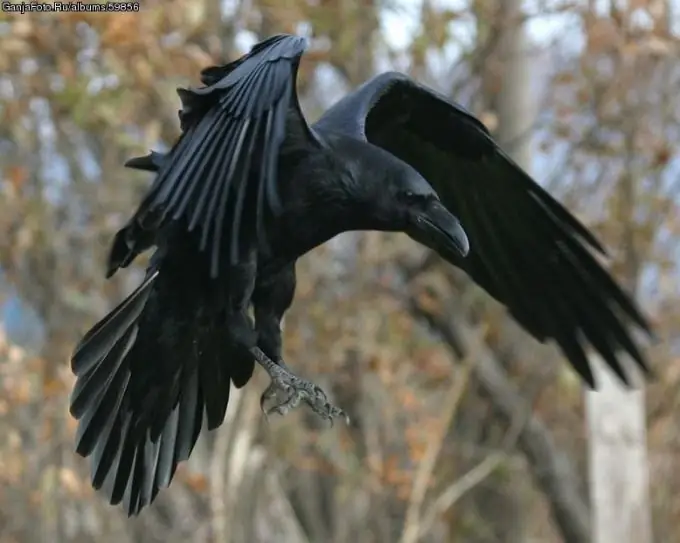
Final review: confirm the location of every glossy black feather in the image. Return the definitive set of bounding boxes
[131,34,316,277]
[71,35,653,518]
[70,248,232,514]
[71,35,324,515]
[316,71,651,386]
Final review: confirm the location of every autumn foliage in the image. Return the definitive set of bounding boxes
[0,1,679,542]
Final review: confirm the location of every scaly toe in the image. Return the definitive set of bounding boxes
[259,384,278,413]
[265,388,304,418]
[258,366,348,425]
[303,390,349,427]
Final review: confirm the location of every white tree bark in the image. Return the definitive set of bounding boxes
[493,2,535,541]
[586,359,652,543]
[496,0,534,171]
[586,118,652,543]
[585,0,652,535]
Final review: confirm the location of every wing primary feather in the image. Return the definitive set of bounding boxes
[527,181,650,336]
[241,66,272,117]
[71,326,137,418]
[141,434,163,506]
[198,339,230,430]
[486,181,619,385]
[150,111,218,211]
[155,407,180,488]
[127,448,145,515]
[463,167,541,327]
[265,85,292,214]
[565,246,651,372]
[490,195,598,385]
[222,119,260,271]
[197,119,241,250]
[71,275,153,376]
[189,120,238,234]
[91,416,123,489]
[565,234,651,335]
[202,117,252,272]
[75,354,132,457]
[552,261,631,384]
[255,109,276,253]
[100,429,124,499]
[228,65,265,115]
[163,112,228,218]
[174,368,201,463]
[252,64,282,111]
[501,155,607,254]
[89,363,132,488]
[225,140,255,268]
[124,151,166,172]
[553,233,649,373]
[108,413,134,505]
[469,169,598,385]
[175,111,232,225]
[182,110,235,230]
[159,120,215,208]
[527,189,606,253]
[139,134,194,204]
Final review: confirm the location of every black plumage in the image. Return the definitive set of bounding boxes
[70,34,652,515]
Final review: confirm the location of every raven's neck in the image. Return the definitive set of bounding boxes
[262,142,378,268]
[264,190,364,266]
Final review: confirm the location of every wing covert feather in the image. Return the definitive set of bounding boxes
[128,34,314,276]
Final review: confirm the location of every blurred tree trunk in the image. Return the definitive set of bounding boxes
[585,163,652,543]
[319,0,379,275]
[584,2,652,542]
[584,22,652,543]
[494,1,533,166]
[586,354,651,543]
[472,1,533,540]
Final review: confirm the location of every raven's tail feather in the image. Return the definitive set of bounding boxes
[70,271,158,422]
[69,270,207,516]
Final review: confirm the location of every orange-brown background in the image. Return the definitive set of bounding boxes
[0,1,678,541]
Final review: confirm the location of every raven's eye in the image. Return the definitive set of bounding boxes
[403,191,425,203]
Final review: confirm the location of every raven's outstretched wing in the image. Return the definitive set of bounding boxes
[126,34,318,276]
[317,72,652,387]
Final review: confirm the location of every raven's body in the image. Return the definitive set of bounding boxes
[117,130,421,418]
[70,35,652,515]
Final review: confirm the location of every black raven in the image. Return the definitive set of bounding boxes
[70,34,652,515]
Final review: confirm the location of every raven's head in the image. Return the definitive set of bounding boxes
[386,169,470,258]
[334,137,469,257]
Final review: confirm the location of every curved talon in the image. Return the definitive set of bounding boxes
[267,403,290,417]
[255,354,348,425]
[259,384,278,413]
[261,379,347,424]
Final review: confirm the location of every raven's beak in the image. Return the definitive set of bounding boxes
[407,200,470,257]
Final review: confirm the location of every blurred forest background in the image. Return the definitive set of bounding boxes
[1,0,679,541]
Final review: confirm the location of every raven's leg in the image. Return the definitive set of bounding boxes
[249,347,348,424]
[252,264,348,424]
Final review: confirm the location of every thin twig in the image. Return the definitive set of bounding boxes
[399,324,487,543]
[417,397,526,538]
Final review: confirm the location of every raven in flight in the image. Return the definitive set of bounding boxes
[70,34,652,515]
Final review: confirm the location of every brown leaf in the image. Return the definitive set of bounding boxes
[652,145,673,167]
[183,472,208,493]
[59,467,83,496]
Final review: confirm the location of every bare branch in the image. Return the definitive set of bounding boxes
[404,282,592,543]
[399,326,482,543]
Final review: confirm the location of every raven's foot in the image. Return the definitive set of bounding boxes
[250,347,349,425]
